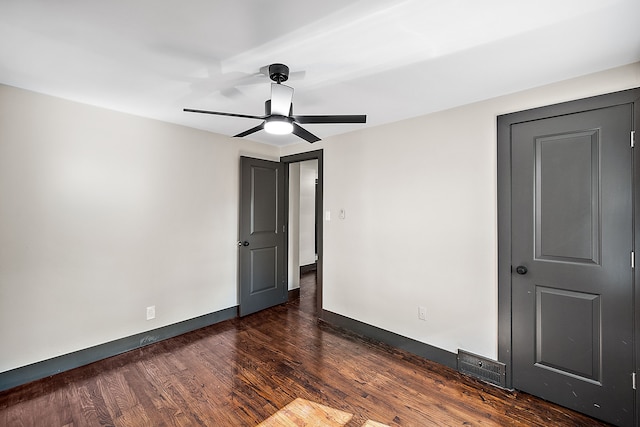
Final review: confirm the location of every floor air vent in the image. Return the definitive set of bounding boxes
[457,349,506,388]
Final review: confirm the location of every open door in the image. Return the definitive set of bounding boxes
[238,156,287,316]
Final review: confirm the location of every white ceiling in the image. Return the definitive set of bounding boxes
[1,0,639,146]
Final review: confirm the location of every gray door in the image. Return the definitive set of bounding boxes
[239,156,286,316]
[510,104,634,425]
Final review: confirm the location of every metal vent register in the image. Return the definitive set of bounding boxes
[457,350,506,388]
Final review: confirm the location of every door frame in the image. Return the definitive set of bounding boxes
[497,88,640,401]
[281,149,324,315]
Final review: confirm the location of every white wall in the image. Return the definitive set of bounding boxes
[281,62,640,360]
[0,84,279,372]
[299,160,317,266]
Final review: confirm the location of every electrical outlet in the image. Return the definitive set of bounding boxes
[146,305,156,320]
[418,306,427,321]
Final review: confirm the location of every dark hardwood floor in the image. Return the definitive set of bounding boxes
[0,272,612,426]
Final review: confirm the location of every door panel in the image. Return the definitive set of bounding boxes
[251,166,279,233]
[535,130,600,264]
[239,156,286,317]
[535,287,601,382]
[250,247,278,293]
[511,104,633,426]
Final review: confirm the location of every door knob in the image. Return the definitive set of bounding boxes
[241,241,250,247]
[515,265,528,275]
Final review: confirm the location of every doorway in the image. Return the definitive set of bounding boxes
[282,150,324,315]
[237,150,323,318]
[497,88,640,426]
[287,159,318,291]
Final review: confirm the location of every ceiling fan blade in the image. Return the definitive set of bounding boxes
[234,123,265,138]
[184,108,265,120]
[270,83,294,116]
[288,70,306,80]
[292,123,321,143]
[293,114,367,124]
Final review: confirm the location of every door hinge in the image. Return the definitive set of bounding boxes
[632,131,635,148]
[632,251,635,269]
[633,372,636,390]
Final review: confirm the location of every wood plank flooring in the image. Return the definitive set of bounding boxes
[0,273,612,426]
[257,398,355,426]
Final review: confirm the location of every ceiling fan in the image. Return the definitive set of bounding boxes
[184,63,367,143]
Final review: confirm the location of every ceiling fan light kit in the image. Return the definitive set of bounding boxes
[264,116,294,135]
[184,63,367,143]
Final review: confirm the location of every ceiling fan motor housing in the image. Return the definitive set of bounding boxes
[269,63,289,83]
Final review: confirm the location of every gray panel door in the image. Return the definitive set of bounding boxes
[239,156,286,317]
[511,104,634,425]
